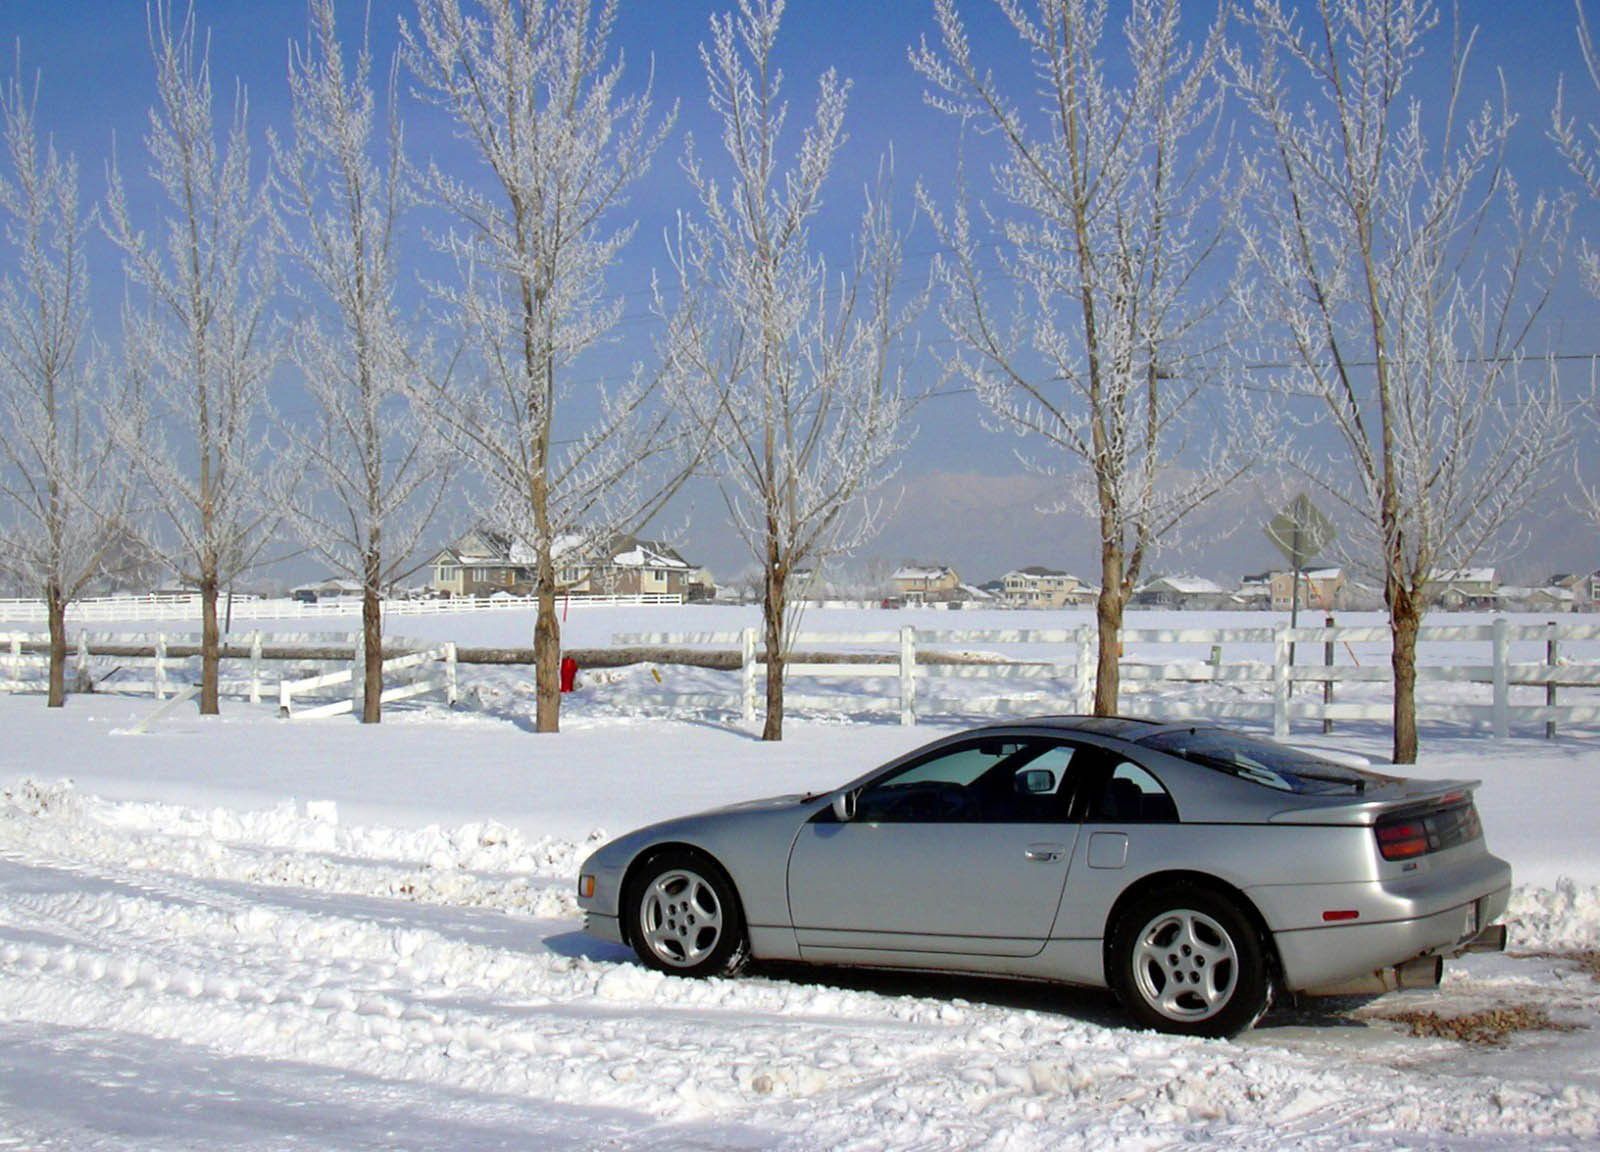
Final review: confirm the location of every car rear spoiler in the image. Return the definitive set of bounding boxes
[1267,778,1481,825]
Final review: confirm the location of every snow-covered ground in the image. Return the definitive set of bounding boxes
[4,605,1600,1149]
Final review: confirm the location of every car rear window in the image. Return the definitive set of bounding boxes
[1137,728,1388,794]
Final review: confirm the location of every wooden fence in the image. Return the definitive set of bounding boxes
[278,644,458,719]
[6,618,1598,738]
[614,619,1600,737]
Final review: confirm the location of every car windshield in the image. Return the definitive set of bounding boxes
[1138,728,1387,794]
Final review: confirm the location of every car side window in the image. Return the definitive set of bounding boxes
[1086,760,1178,824]
[853,739,1081,824]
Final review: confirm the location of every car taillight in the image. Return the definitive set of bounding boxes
[1375,796,1484,863]
[1376,820,1430,860]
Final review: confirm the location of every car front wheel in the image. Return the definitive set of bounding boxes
[1109,886,1271,1038]
[627,851,748,978]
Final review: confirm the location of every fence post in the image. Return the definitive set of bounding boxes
[1074,627,1095,714]
[1272,627,1290,738]
[248,630,263,705]
[899,625,916,726]
[278,675,292,718]
[75,631,92,694]
[1322,615,1335,735]
[1546,620,1558,741]
[154,634,167,700]
[741,626,757,724]
[445,642,458,707]
[1491,616,1510,740]
[350,634,364,717]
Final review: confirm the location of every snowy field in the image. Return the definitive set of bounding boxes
[4,604,1600,1149]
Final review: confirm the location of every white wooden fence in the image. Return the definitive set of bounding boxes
[0,630,456,717]
[278,643,458,719]
[23,630,294,703]
[8,617,1598,739]
[614,619,1600,737]
[0,591,683,624]
[0,634,44,693]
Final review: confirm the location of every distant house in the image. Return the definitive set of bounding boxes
[1234,573,1272,608]
[891,565,961,603]
[429,528,534,597]
[685,568,718,602]
[1424,568,1499,610]
[1268,567,1347,612]
[1001,566,1093,608]
[1133,575,1231,611]
[562,537,694,598]
[1502,585,1575,613]
[1548,571,1600,608]
[429,528,697,599]
[290,577,363,601]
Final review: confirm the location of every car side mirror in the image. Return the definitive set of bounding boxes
[1016,768,1056,795]
[831,789,857,823]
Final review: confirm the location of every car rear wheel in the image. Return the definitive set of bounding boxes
[627,851,748,978]
[1109,886,1271,1038]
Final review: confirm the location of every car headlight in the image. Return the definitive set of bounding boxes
[578,874,596,899]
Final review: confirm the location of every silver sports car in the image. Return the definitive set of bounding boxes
[576,717,1511,1037]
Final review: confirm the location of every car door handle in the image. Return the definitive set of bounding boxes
[1025,844,1064,862]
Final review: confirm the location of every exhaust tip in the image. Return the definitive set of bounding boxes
[1395,955,1443,990]
[1462,923,1508,954]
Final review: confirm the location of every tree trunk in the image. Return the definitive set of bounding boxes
[762,556,786,742]
[46,582,66,709]
[534,547,561,734]
[199,568,221,715]
[361,555,383,724]
[1390,585,1420,764]
[1093,544,1125,716]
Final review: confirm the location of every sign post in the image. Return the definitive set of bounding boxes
[1265,494,1337,674]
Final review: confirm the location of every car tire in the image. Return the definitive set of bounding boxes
[1108,885,1272,1038]
[625,850,749,978]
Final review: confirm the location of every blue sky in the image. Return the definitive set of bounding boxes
[5,1,1599,586]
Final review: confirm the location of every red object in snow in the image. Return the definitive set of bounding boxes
[560,655,579,693]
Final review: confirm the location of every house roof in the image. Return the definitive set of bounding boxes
[1010,565,1069,578]
[1506,585,1575,602]
[441,528,694,572]
[893,566,954,580]
[292,577,362,595]
[1429,567,1496,584]
[612,540,690,570]
[1142,575,1227,595]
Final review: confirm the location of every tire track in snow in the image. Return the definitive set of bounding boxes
[4,781,1600,1148]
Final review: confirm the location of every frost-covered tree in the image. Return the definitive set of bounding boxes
[913,0,1251,716]
[660,0,917,742]
[402,0,678,734]
[1551,1,1600,529]
[271,0,446,724]
[0,63,128,707]
[104,2,276,716]
[1553,1,1600,299]
[1232,0,1569,763]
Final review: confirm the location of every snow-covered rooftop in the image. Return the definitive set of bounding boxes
[1145,575,1226,595]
